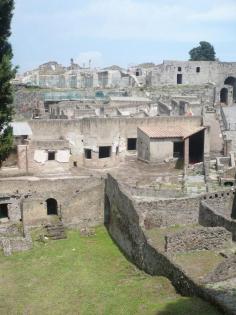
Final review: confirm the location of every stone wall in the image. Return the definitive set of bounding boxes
[165,227,232,253]
[105,174,235,314]
[0,177,104,229]
[136,197,200,229]
[0,234,32,256]
[27,116,203,170]
[150,61,236,92]
[13,89,45,119]
[199,200,236,241]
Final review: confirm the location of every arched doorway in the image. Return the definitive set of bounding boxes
[46,198,58,215]
[220,88,228,104]
[224,76,236,102]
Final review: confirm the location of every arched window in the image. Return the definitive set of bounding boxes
[224,76,236,101]
[46,198,58,215]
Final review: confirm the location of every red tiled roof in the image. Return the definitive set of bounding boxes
[138,125,205,139]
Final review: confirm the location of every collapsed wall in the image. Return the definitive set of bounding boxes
[105,174,236,314]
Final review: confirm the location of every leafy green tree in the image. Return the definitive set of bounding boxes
[189,41,216,61]
[0,0,16,166]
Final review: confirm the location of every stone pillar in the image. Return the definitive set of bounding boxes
[203,127,211,182]
[17,145,28,172]
[184,138,189,169]
[204,127,210,157]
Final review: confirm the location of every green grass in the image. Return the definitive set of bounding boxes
[0,226,222,315]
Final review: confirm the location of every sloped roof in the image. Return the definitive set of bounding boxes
[10,122,32,136]
[138,125,205,139]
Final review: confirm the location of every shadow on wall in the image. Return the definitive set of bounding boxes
[231,191,236,220]
[155,297,222,315]
[104,194,111,226]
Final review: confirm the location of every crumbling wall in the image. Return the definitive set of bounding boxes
[105,174,236,314]
[199,200,236,241]
[137,197,200,229]
[165,227,231,253]
[0,177,104,228]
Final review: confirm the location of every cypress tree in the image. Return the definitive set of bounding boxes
[0,0,16,166]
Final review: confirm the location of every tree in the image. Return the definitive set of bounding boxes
[0,0,16,166]
[189,41,216,61]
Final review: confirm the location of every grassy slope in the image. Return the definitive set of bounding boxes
[0,227,221,315]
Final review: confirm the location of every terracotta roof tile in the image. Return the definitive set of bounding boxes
[139,125,205,139]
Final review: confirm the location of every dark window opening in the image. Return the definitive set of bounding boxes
[178,67,182,72]
[189,130,204,164]
[220,88,228,104]
[48,151,55,161]
[196,67,200,73]
[84,149,92,159]
[116,146,119,155]
[73,161,77,167]
[127,138,137,150]
[224,181,234,187]
[46,198,58,215]
[136,71,140,76]
[177,74,182,84]
[173,142,184,158]
[99,146,111,159]
[0,204,8,219]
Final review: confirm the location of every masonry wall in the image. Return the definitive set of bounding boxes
[137,128,150,162]
[165,227,232,253]
[150,139,173,162]
[105,174,234,313]
[136,197,201,229]
[150,61,236,88]
[199,200,236,241]
[0,177,104,228]
[28,116,202,170]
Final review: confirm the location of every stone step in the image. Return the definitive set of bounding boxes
[46,222,67,240]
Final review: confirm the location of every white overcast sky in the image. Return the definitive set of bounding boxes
[11,0,236,72]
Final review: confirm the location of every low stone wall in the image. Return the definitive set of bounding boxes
[199,201,236,241]
[165,227,231,253]
[205,255,236,283]
[105,174,236,314]
[136,197,200,228]
[0,234,32,256]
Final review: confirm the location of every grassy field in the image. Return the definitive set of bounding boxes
[0,227,221,315]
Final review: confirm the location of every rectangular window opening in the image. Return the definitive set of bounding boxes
[0,204,8,219]
[116,146,119,155]
[196,67,200,73]
[127,138,137,150]
[84,149,92,159]
[178,67,182,72]
[177,74,183,84]
[48,151,55,161]
[99,146,111,159]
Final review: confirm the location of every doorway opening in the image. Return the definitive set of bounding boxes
[189,130,204,164]
[177,74,183,84]
[220,88,228,104]
[46,198,58,215]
